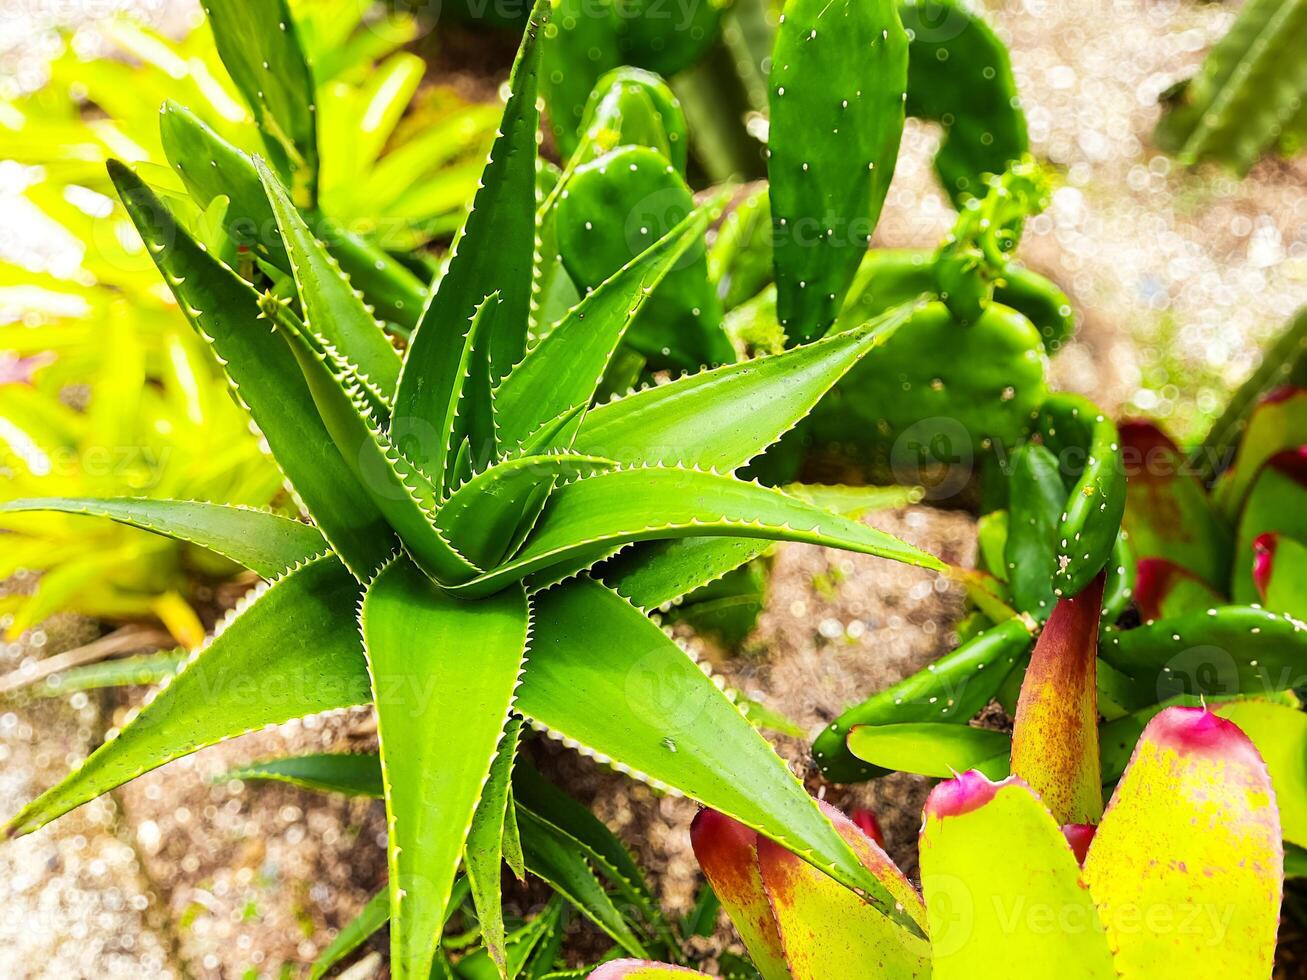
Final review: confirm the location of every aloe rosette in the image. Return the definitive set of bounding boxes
[0,3,977,977]
[602,576,1285,978]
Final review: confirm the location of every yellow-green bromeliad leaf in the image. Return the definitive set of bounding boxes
[918,774,1117,978]
[1083,706,1282,978]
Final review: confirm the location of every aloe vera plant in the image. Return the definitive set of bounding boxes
[599,575,1286,978]
[0,3,981,976]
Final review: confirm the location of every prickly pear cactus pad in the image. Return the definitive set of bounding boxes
[769,0,909,344]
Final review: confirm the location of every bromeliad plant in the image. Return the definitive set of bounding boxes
[1,3,979,977]
[597,574,1286,978]
[812,312,1307,871]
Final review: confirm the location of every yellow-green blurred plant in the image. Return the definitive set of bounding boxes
[0,0,498,648]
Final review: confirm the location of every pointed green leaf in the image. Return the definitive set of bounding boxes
[1232,450,1307,602]
[0,497,324,578]
[3,556,368,838]
[1009,574,1104,826]
[496,207,711,450]
[450,467,944,597]
[254,156,400,394]
[466,715,525,976]
[393,0,546,469]
[443,292,501,490]
[222,753,384,798]
[516,807,647,958]
[1084,707,1282,976]
[516,577,917,930]
[201,0,318,195]
[1004,442,1066,620]
[273,307,479,586]
[919,774,1116,977]
[572,302,917,472]
[108,159,394,579]
[847,723,1010,779]
[159,101,425,329]
[436,454,617,570]
[309,887,390,980]
[360,557,529,980]
[769,0,908,343]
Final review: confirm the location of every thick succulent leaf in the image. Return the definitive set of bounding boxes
[769,0,908,343]
[588,963,709,979]
[600,485,919,611]
[1084,707,1283,977]
[496,207,710,450]
[108,160,394,579]
[1101,604,1307,702]
[573,300,915,471]
[201,0,318,194]
[450,467,944,598]
[689,810,789,980]
[919,773,1116,978]
[466,715,525,977]
[3,556,367,838]
[516,807,647,957]
[360,557,530,980]
[443,292,502,489]
[0,497,323,578]
[756,805,931,978]
[516,577,913,927]
[847,723,1010,779]
[555,146,731,372]
[813,616,1032,783]
[1004,442,1067,620]
[1036,394,1126,598]
[1154,0,1307,174]
[1119,421,1230,587]
[436,455,617,571]
[253,156,400,394]
[1009,574,1104,826]
[309,887,389,980]
[223,753,383,798]
[901,0,1028,204]
[393,0,546,469]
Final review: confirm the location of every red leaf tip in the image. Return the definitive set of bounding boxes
[924,770,1007,819]
[849,808,884,847]
[1143,706,1265,768]
[690,808,758,885]
[1251,533,1277,601]
[1061,823,1096,865]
